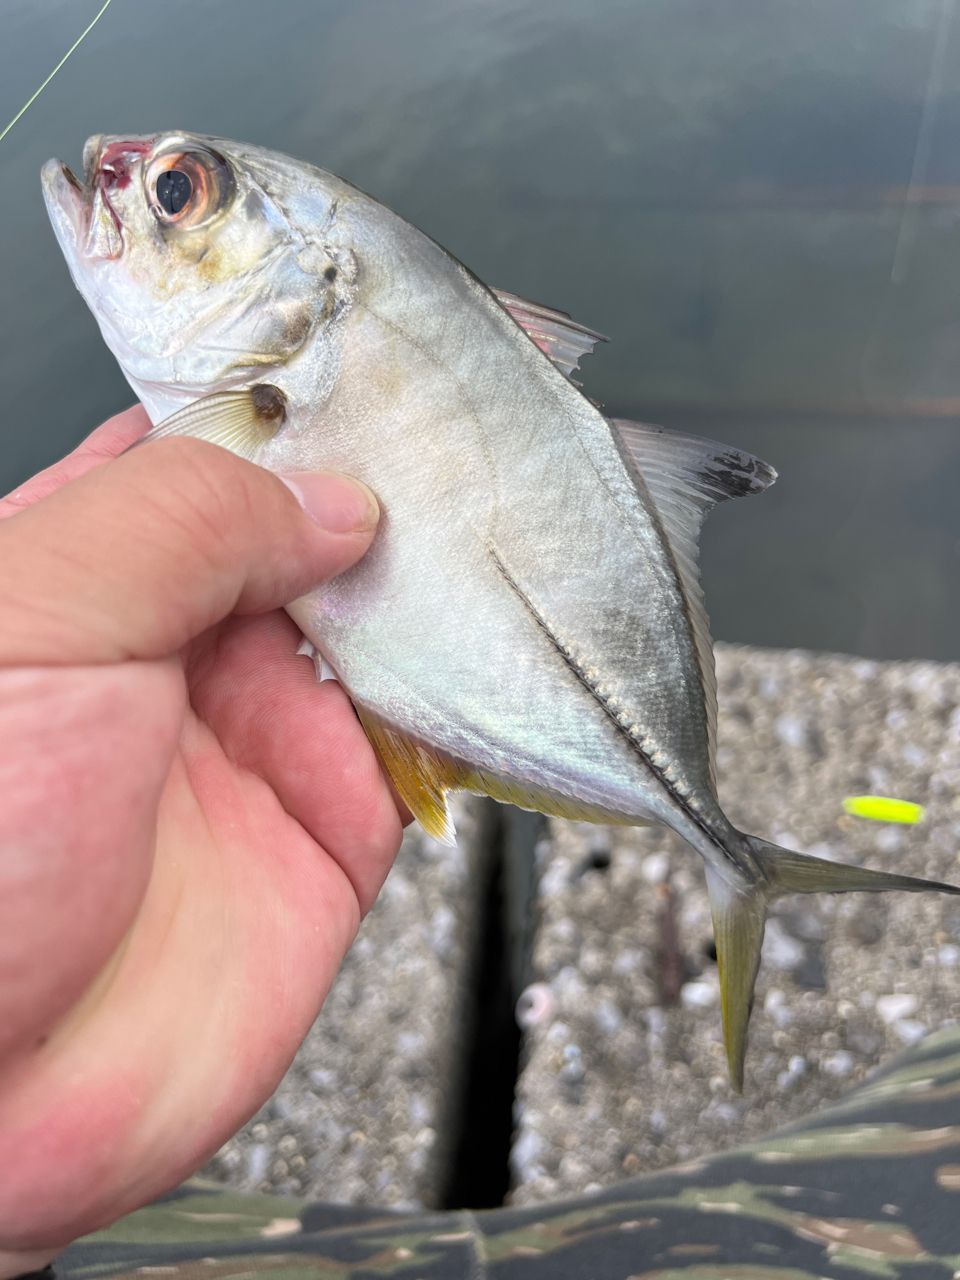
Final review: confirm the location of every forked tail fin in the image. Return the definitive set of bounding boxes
[707,836,960,1091]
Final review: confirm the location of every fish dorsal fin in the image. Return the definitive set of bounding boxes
[355,705,463,846]
[127,386,287,461]
[610,419,777,787]
[493,288,607,381]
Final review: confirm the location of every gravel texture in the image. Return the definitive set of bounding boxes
[510,644,960,1204]
[202,797,484,1210]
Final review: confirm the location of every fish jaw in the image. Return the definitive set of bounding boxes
[41,158,91,272]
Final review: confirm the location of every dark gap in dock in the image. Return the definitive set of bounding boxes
[437,804,543,1210]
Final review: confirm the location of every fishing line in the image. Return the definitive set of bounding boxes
[858,0,956,403]
[889,0,955,285]
[0,0,116,146]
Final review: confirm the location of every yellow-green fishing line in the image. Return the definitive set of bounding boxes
[0,0,116,146]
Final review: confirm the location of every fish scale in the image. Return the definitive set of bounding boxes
[41,131,960,1089]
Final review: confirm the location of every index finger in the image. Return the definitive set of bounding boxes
[0,405,150,519]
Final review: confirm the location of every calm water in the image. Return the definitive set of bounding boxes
[2,0,959,658]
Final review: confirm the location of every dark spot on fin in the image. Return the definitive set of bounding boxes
[124,387,285,462]
[610,419,777,507]
[250,383,287,425]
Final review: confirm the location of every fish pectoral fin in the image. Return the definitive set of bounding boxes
[125,385,287,461]
[705,865,768,1094]
[355,707,462,847]
[492,288,607,381]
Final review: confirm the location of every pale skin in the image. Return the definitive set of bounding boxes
[0,406,407,1274]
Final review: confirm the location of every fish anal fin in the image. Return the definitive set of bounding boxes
[705,865,767,1093]
[458,767,637,827]
[125,385,287,461]
[492,287,607,381]
[356,706,636,840]
[355,707,462,846]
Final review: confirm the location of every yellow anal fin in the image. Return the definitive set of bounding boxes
[457,767,635,827]
[355,707,465,846]
[356,706,636,842]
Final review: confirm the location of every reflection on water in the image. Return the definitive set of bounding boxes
[1,0,957,657]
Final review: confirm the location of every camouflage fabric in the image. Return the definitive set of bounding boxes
[50,1027,960,1279]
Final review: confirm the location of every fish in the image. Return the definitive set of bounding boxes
[41,132,960,1088]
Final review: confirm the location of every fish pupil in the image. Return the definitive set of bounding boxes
[156,169,192,216]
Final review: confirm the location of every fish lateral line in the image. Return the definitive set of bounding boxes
[486,539,746,866]
[607,416,778,795]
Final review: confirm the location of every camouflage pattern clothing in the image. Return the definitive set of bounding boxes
[44,1027,960,1279]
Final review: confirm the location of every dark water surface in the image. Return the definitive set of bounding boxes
[2,0,958,658]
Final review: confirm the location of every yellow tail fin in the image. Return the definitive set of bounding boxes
[707,837,960,1090]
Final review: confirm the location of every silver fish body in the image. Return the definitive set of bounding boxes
[41,132,960,1086]
[277,205,717,842]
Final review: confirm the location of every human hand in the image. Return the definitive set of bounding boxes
[0,407,405,1273]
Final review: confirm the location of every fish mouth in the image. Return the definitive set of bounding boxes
[41,136,154,263]
[41,157,88,258]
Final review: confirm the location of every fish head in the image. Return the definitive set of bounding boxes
[41,131,350,418]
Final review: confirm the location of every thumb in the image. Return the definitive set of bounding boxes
[0,438,379,665]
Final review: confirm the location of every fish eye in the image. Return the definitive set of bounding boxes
[145,148,234,228]
[156,169,192,216]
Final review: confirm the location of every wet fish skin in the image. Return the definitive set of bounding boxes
[41,133,960,1087]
